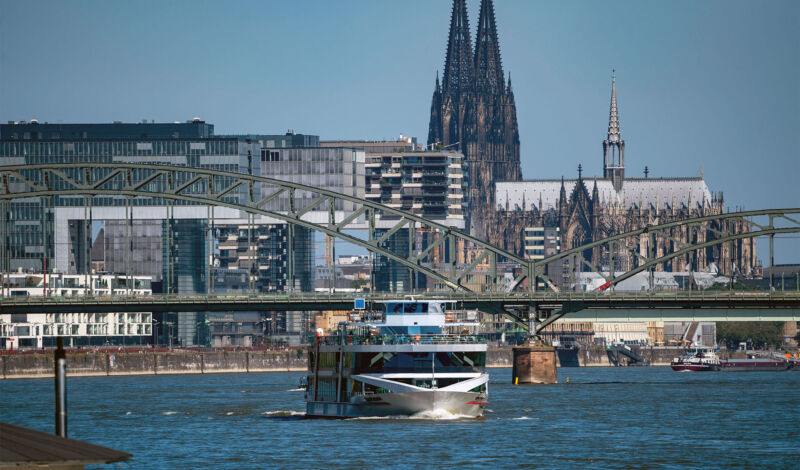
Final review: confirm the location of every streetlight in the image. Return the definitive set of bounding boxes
[195,320,209,348]
[163,321,175,350]
[152,319,160,348]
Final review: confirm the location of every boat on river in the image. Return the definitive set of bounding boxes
[719,357,793,372]
[305,300,488,418]
[670,349,720,371]
[672,349,794,372]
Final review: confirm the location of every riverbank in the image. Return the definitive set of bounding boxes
[0,346,764,379]
[1,349,307,379]
[6,348,515,379]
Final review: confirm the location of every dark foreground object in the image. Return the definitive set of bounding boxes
[512,345,558,384]
[0,421,131,469]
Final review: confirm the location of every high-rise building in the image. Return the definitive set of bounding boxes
[427,0,521,237]
[210,223,313,346]
[362,150,465,292]
[365,151,465,225]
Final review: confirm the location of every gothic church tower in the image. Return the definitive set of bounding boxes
[428,0,521,237]
[603,71,625,192]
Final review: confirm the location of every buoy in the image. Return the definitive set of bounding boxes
[566,377,570,383]
[514,377,518,385]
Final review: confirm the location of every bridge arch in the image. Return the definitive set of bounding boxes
[531,208,800,292]
[0,163,796,296]
[0,163,529,292]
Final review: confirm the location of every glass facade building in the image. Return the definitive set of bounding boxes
[0,122,346,346]
[259,147,365,213]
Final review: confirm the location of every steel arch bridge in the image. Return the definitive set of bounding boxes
[0,163,797,298]
[528,208,800,293]
[0,163,527,292]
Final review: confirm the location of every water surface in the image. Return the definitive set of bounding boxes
[1,367,798,468]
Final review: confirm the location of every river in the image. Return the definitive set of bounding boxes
[1,367,798,468]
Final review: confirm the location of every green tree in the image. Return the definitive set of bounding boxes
[716,321,785,348]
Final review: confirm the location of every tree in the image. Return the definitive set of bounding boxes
[716,322,784,349]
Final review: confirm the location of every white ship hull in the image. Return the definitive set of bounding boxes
[305,300,488,419]
[307,389,487,418]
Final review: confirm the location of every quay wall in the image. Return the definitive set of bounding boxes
[493,346,693,367]
[1,346,726,379]
[1,350,308,379]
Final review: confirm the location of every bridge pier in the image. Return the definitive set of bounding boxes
[512,343,557,385]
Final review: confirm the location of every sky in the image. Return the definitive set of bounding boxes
[1,0,798,262]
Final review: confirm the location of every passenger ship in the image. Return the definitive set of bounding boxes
[305,300,488,418]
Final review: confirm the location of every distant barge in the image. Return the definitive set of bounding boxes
[672,350,794,372]
[719,358,793,372]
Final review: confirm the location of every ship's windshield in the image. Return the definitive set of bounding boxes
[385,302,429,314]
[354,351,486,373]
[381,326,442,335]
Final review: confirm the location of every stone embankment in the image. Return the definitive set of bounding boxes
[1,346,734,379]
[495,346,696,367]
[1,350,307,379]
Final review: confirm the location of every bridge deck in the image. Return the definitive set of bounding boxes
[1,292,798,321]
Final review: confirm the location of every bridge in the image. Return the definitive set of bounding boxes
[2,291,798,327]
[0,163,798,337]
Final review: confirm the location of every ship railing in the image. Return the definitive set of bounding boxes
[316,334,487,346]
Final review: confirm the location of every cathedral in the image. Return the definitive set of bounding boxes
[427,0,521,237]
[427,0,756,284]
[487,75,758,281]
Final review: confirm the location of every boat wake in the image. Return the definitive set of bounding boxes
[411,409,475,420]
[350,409,477,421]
[287,388,306,392]
[262,410,306,420]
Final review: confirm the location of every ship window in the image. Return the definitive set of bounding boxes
[470,383,487,393]
[414,379,434,389]
[403,303,428,313]
[363,383,389,395]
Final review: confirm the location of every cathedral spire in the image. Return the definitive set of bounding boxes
[442,0,474,95]
[435,71,441,94]
[607,69,620,142]
[603,69,626,192]
[474,0,504,95]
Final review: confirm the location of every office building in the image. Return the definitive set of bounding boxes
[0,121,337,346]
[0,272,153,349]
[320,135,419,153]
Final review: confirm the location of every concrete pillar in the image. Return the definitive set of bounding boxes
[512,344,557,384]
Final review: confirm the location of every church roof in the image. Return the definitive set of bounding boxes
[496,177,712,212]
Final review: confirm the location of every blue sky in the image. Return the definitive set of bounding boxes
[1,0,798,262]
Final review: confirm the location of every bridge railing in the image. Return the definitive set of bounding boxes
[318,334,487,346]
[1,290,799,306]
